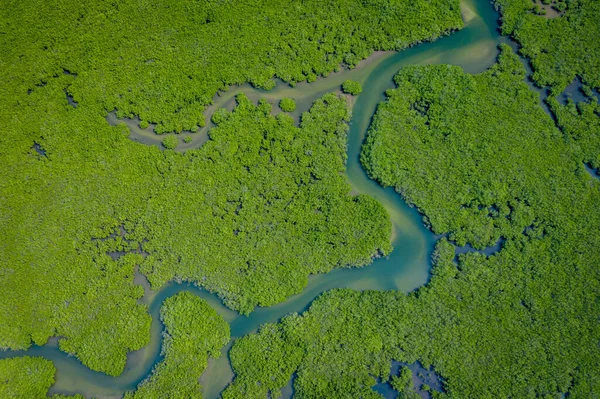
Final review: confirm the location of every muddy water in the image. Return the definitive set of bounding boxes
[3,0,512,397]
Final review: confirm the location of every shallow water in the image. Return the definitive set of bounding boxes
[3,0,511,397]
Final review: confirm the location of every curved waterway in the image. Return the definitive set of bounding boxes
[2,0,510,397]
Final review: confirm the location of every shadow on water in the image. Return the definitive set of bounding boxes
[2,0,523,397]
[372,361,444,399]
[586,163,600,180]
[557,76,600,105]
[31,142,47,157]
[454,237,506,259]
[504,41,600,118]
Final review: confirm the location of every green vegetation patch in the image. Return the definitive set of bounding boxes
[223,46,600,398]
[279,98,297,112]
[549,96,600,170]
[124,292,229,399]
[0,357,84,399]
[2,0,462,133]
[0,85,390,376]
[138,94,392,313]
[494,0,600,92]
[342,80,363,95]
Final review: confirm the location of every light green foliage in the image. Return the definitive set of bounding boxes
[494,0,600,92]
[0,0,460,379]
[211,108,230,125]
[183,136,193,144]
[223,290,402,399]
[224,46,600,398]
[0,85,390,379]
[139,121,149,129]
[279,98,297,112]
[342,80,363,95]
[1,0,462,133]
[362,45,558,247]
[124,292,229,399]
[0,357,54,398]
[222,322,304,399]
[161,135,178,150]
[0,357,84,399]
[0,105,153,378]
[391,367,420,399]
[138,93,392,313]
[581,85,594,98]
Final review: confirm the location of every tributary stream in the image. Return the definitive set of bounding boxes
[2,0,520,397]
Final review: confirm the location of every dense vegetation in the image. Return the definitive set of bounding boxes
[342,80,363,95]
[279,98,297,113]
[0,0,464,376]
[162,135,179,150]
[138,94,392,312]
[0,357,83,399]
[494,0,600,92]
[223,46,600,398]
[0,85,390,375]
[124,292,229,399]
[549,96,600,170]
[1,0,462,133]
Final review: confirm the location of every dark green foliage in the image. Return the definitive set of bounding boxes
[1,71,154,376]
[549,96,600,169]
[342,80,363,95]
[222,322,304,399]
[0,357,84,399]
[494,0,600,92]
[124,292,229,399]
[224,46,600,398]
[554,1,567,12]
[161,135,178,150]
[279,98,297,112]
[1,0,462,133]
[223,290,402,399]
[581,85,594,98]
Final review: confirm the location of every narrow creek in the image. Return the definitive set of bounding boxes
[1,0,525,397]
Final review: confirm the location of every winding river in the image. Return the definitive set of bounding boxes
[2,0,515,397]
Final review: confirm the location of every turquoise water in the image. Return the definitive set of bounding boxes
[1,1,508,397]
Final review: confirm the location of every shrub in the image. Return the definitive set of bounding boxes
[279,98,296,112]
[341,80,362,95]
[162,135,178,150]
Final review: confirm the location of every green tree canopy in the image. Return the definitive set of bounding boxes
[279,98,297,112]
[342,80,363,95]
